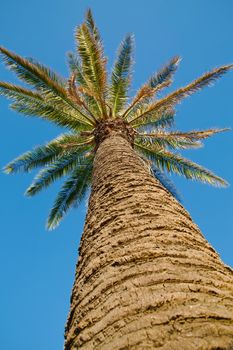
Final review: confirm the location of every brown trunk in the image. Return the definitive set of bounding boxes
[64,134,233,350]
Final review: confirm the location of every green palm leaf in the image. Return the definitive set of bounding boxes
[109,34,134,117]
[131,107,175,130]
[85,8,101,44]
[0,46,66,92]
[47,164,92,230]
[135,142,228,187]
[135,134,202,150]
[26,150,93,196]
[0,81,42,101]
[122,80,170,121]
[129,64,233,126]
[11,99,93,131]
[138,128,229,140]
[0,81,95,130]
[4,134,93,174]
[122,56,180,120]
[0,47,94,125]
[0,81,94,130]
[135,128,229,149]
[149,56,181,88]
[76,23,107,117]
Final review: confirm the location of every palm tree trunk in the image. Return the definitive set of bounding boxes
[64,134,233,350]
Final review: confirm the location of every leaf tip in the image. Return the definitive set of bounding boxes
[3,165,13,174]
[24,185,34,197]
[173,55,182,65]
[46,217,59,231]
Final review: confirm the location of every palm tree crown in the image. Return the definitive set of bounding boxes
[1,9,232,229]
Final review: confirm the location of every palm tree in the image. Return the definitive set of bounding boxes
[1,9,233,349]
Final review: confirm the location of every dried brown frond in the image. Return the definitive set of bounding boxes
[67,74,98,123]
[67,74,83,106]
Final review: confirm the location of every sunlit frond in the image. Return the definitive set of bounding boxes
[85,8,101,44]
[0,81,42,101]
[135,128,229,149]
[135,142,228,187]
[122,56,180,120]
[47,164,92,230]
[76,23,107,117]
[0,81,93,130]
[138,128,230,141]
[0,81,91,129]
[135,133,202,150]
[67,73,84,107]
[109,34,134,117]
[4,134,93,174]
[0,47,95,125]
[11,99,93,131]
[130,64,233,126]
[0,46,66,92]
[122,80,170,120]
[130,106,175,130]
[25,151,93,196]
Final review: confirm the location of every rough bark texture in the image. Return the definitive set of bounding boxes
[64,134,233,350]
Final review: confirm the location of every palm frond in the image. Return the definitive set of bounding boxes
[0,81,42,101]
[0,81,94,129]
[67,52,102,116]
[0,47,95,125]
[47,164,92,230]
[130,64,233,126]
[122,56,180,120]
[151,166,181,201]
[109,34,134,117]
[131,106,175,130]
[122,80,170,120]
[27,57,96,125]
[135,143,228,187]
[85,8,101,44]
[25,150,93,196]
[67,73,83,107]
[67,52,79,72]
[135,128,229,149]
[138,128,230,141]
[4,134,93,174]
[0,46,66,91]
[67,73,98,122]
[10,98,93,131]
[149,56,181,88]
[67,52,89,87]
[76,23,107,117]
[135,133,202,150]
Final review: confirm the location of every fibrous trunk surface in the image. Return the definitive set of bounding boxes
[64,134,233,350]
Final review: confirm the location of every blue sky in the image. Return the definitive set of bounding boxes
[0,1,233,349]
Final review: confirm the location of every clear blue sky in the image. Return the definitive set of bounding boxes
[0,1,232,349]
